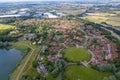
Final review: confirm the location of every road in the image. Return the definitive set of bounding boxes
[101,27,120,40]
[16,45,35,80]
[87,50,95,64]
[101,24,120,32]
[81,50,95,67]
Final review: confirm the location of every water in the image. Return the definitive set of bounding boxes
[0,48,23,80]
[0,14,21,18]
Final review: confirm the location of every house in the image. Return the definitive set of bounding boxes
[43,12,58,18]
[32,42,37,45]
[37,56,43,62]
[48,55,56,62]
[41,45,47,52]
[10,30,19,34]
[38,39,42,44]
[18,33,35,40]
[39,64,48,75]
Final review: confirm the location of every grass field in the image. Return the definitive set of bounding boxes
[0,24,15,30]
[46,73,58,80]
[83,16,108,23]
[63,65,112,80]
[64,47,90,61]
[82,12,120,27]
[9,41,41,80]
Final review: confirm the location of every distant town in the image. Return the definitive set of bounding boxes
[0,1,120,80]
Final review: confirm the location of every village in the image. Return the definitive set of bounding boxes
[0,0,120,80]
[4,16,118,80]
[34,20,86,75]
[84,24,117,65]
[14,19,118,77]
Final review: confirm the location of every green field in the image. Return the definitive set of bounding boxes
[0,24,15,30]
[82,12,120,27]
[64,47,90,61]
[46,73,59,80]
[64,65,112,80]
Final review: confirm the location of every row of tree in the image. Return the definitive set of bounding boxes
[103,71,120,80]
[99,64,117,73]
[52,59,66,78]
[0,41,9,48]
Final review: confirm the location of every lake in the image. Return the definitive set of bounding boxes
[0,48,23,80]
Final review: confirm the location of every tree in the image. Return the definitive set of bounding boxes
[32,60,38,68]
[103,76,117,80]
[99,64,117,73]
[22,74,30,80]
[103,77,109,80]
[115,71,120,79]
[52,59,66,78]
[0,41,3,48]
[109,75,116,80]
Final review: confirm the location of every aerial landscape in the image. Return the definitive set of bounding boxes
[0,0,120,80]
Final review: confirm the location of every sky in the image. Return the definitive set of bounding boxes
[0,0,67,2]
[0,0,40,2]
[0,0,119,2]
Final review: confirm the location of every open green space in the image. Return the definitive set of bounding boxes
[46,73,59,80]
[9,41,41,80]
[64,47,90,61]
[82,12,120,27]
[63,65,112,80]
[0,24,15,30]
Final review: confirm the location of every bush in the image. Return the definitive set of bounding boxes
[115,71,120,79]
[32,60,38,68]
[99,64,117,73]
[103,75,117,80]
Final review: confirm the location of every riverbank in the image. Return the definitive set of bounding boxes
[9,41,41,80]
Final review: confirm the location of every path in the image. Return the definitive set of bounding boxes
[80,28,96,67]
[81,50,95,67]
[62,43,68,48]
[16,45,35,80]
[87,50,95,64]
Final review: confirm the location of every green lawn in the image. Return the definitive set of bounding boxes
[46,73,58,80]
[0,24,15,30]
[64,47,90,61]
[63,65,112,80]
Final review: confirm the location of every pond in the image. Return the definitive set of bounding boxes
[0,48,23,80]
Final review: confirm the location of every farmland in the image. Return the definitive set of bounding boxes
[56,4,93,15]
[82,12,120,27]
